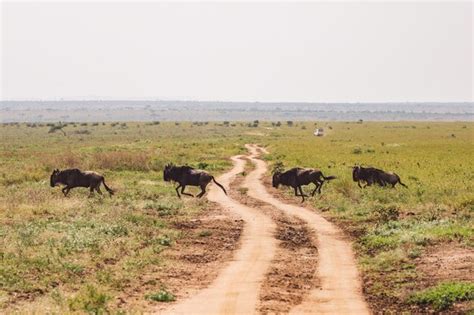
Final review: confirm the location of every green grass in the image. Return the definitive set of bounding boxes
[408,282,474,310]
[68,285,111,314]
[146,289,176,302]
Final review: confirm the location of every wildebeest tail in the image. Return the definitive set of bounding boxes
[102,178,115,195]
[212,176,227,195]
[395,173,408,188]
[323,174,337,181]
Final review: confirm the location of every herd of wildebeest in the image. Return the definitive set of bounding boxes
[50,158,407,202]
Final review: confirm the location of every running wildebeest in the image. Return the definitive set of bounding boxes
[50,168,115,197]
[272,167,336,202]
[163,164,227,198]
[352,165,407,188]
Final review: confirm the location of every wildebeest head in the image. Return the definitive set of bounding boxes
[163,163,173,182]
[50,169,60,187]
[352,166,361,182]
[272,172,281,188]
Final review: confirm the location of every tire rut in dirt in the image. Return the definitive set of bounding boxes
[230,163,319,313]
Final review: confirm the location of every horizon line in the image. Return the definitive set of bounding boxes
[1,99,473,104]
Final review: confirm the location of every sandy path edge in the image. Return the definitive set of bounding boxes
[160,155,277,315]
[245,144,371,315]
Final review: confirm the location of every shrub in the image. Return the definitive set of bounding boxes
[197,162,209,169]
[146,289,175,302]
[373,204,400,224]
[272,161,285,174]
[408,282,474,311]
[68,285,110,313]
[74,129,91,135]
[48,124,66,135]
[352,147,363,154]
[198,230,212,237]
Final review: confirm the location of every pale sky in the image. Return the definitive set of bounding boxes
[1,1,472,102]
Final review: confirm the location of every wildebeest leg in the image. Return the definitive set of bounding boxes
[299,186,305,202]
[298,186,307,202]
[317,180,324,194]
[62,186,71,196]
[89,187,94,198]
[311,183,320,196]
[180,185,194,197]
[175,184,182,198]
[96,186,103,195]
[196,184,207,198]
[293,186,301,196]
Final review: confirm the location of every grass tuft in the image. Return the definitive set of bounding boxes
[146,289,176,302]
[408,282,474,311]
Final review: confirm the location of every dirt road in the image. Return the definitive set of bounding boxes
[162,155,277,315]
[163,146,369,314]
[245,144,370,315]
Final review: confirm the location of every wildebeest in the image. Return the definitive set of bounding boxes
[163,164,227,198]
[272,167,336,202]
[352,166,407,188]
[50,168,115,197]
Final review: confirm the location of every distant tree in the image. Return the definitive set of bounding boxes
[48,122,66,136]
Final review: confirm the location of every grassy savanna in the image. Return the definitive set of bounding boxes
[0,120,472,313]
[0,122,246,312]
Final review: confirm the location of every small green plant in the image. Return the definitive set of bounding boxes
[158,235,172,246]
[237,187,248,195]
[197,162,209,169]
[146,289,176,302]
[68,285,110,313]
[272,161,285,174]
[373,204,400,224]
[408,282,474,311]
[198,230,212,237]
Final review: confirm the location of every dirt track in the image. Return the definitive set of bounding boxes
[245,144,370,315]
[163,146,369,314]
[162,155,277,315]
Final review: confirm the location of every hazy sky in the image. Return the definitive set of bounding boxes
[1,1,472,102]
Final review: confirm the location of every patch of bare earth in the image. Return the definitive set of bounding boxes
[230,162,319,314]
[417,243,474,283]
[411,243,474,314]
[116,205,243,312]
